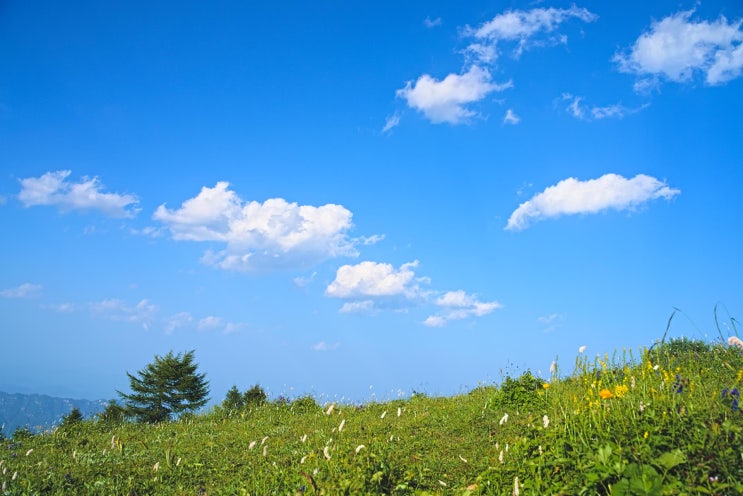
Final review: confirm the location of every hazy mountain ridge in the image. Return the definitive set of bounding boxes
[0,391,107,435]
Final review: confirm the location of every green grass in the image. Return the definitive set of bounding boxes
[2,339,743,495]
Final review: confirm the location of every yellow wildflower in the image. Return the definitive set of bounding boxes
[614,385,629,398]
[542,383,550,389]
[599,389,614,400]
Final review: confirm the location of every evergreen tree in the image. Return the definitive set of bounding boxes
[222,385,245,411]
[118,350,210,423]
[97,400,127,424]
[243,384,267,406]
[59,407,84,429]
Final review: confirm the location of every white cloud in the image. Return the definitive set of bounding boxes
[424,17,442,28]
[327,261,500,326]
[326,260,424,300]
[562,93,648,121]
[0,283,43,299]
[396,66,513,124]
[293,272,317,289]
[154,182,358,271]
[506,173,680,231]
[18,170,139,218]
[198,315,224,330]
[339,300,375,314]
[164,312,193,334]
[423,290,502,327]
[196,315,245,334]
[382,113,401,133]
[464,6,598,62]
[312,341,341,352]
[90,298,158,330]
[46,302,75,312]
[503,108,520,124]
[615,10,743,86]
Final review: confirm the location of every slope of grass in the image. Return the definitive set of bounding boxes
[2,339,742,495]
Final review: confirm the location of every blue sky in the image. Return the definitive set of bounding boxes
[1,1,742,405]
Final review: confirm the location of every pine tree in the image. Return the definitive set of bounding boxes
[59,407,84,429]
[222,385,245,411]
[118,350,210,423]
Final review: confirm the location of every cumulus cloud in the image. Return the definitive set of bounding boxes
[397,66,513,124]
[397,6,595,126]
[18,170,139,218]
[327,261,500,326]
[615,10,743,87]
[89,298,158,329]
[423,290,502,327]
[464,6,598,63]
[0,283,43,299]
[503,108,520,124]
[326,260,425,299]
[506,173,680,231]
[153,182,361,272]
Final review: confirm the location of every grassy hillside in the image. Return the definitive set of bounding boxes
[1,339,742,495]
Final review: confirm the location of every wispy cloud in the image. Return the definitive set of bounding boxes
[293,272,317,289]
[423,290,502,327]
[537,313,565,332]
[154,181,363,272]
[164,312,193,334]
[0,283,43,299]
[561,93,646,120]
[464,6,598,63]
[503,108,520,124]
[18,170,139,218]
[506,173,680,231]
[312,341,341,352]
[424,17,442,28]
[397,66,512,124]
[382,113,401,133]
[197,315,246,334]
[615,10,743,88]
[89,298,158,330]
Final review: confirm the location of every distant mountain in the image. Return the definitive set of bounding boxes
[0,391,108,435]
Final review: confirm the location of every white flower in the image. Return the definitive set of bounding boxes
[300,455,308,464]
[176,458,181,467]
[338,419,346,432]
[499,450,504,464]
[325,403,335,415]
[542,414,549,428]
[25,449,33,456]
[513,476,519,496]
[549,361,556,374]
[301,434,308,443]
[380,410,387,419]
[323,446,331,460]
[261,436,269,445]
[459,455,468,463]
[248,441,257,450]
[263,445,268,456]
[439,480,447,487]
[355,444,365,453]
[499,413,509,425]
[397,407,402,417]
[728,336,743,350]
[653,364,660,371]
[153,462,159,472]
[579,345,587,354]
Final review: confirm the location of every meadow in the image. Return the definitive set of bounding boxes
[1,337,742,495]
